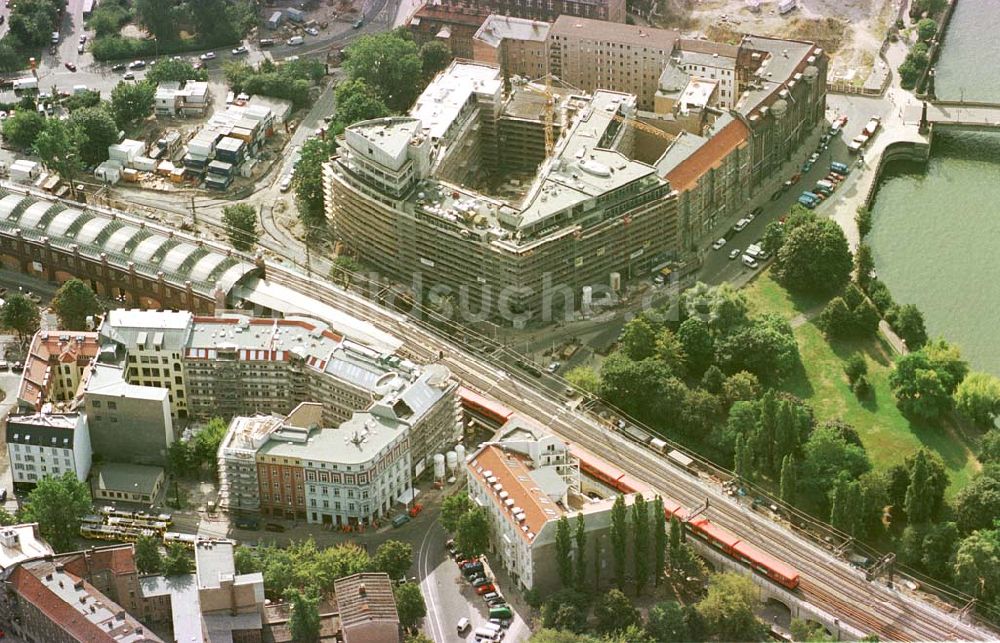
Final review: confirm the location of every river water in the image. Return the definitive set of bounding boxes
[868,0,1000,375]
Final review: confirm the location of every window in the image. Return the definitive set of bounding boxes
[108,401,117,410]
[92,401,102,408]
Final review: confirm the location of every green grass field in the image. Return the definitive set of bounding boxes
[744,272,980,496]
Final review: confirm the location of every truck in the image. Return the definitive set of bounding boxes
[798,193,819,209]
[12,77,38,92]
[778,0,796,14]
[285,7,306,22]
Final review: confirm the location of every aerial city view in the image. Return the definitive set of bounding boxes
[0,0,995,641]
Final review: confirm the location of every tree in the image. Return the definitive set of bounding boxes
[702,365,726,394]
[681,282,748,336]
[2,109,46,151]
[855,206,873,238]
[720,371,761,408]
[716,314,799,384]
[332,79,390,130]
[917,18,938,41]
[774,218,853,296]
[404,634,434,643]
[565,366,600,395]
[285,588,321,642]
[632,493,649,593]
[678,318,714,378]
[762,220,786,256]
[890,345,965,421]
[817,296,853,338]
[905,449,936,525]
[293,136,336,229]
[110,81,155,129]
[135,535,163,574]
[669,515,683,565]
[953,527,1000,604]
[599,354,672,420]
[610,494,628,589]
[343,32,424,111]
[540,589,589,633]
[855,243,875,289]
[68,107,119,167]
[791,618,835,642]
[373,540,413,580]
[954,468,1000,535]
[892,304,928,349]
[440,492,473,532]
[619,316,658,360]
[574,512,587,588]
[830,476,863,537]
[0,293,40,342]
[51,279,101,331]
[163,541,194,575]
[192,418,228,469]
[697,573,767,642]
[955,372,1000,427]
[555,515,573,587]
[20,473,91,552]
[780,454,797,504]
[455,507,490,556]
[594,588,639,634]
[394,582,427,630]
[146,58,208,84]
[134,0,178,41]
[419,41,451,79]
[222,204,259,251]
[167,439,195,477]
[654,328,687,376]
[800,425,871,515]
[646,601,689,642]
[653,496,667,586]
[980,429,1000,465]
[329,255,361,289]
[34,118,85,191]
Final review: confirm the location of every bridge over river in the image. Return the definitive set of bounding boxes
[906,100,1000,131]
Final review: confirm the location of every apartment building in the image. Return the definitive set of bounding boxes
[674,39,741,109]
[472,15,550,80]
[221,370,451,526]
[475,0,624,23]
[325,61,679,320]
[408,2,490,59]
[6,411,92,487]
[4,554,161,643]
[466,420,655,592]
[17,331,100,412]
[82,362,174,466]
[547,17,681,112]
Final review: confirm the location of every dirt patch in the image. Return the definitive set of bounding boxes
[785,16,849,54]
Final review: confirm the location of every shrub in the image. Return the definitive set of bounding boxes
[844,354,868,385]
[853,375,872,399]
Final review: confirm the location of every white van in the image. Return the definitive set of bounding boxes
[742,255,759,269]
[287,36,304,46]
[456,617,471,633]
[481,622,503,635]
[474,626,501,641]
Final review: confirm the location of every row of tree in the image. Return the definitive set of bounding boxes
[0,278,103,342]
[0,0,63,71]
[532,572,771,642]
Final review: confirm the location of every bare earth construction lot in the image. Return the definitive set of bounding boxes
[659,0,897,87]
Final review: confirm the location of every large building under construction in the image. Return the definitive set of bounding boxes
[324,62,680,321]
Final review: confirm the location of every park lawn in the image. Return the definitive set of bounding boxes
[744,272,979,497]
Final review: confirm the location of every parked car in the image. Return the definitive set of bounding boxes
[486,595,507,607]
[750,206,763,218]
[476,584,496,595]
[741,255,759,269]
[259,38,275,47]
[127,60,145,70]
[264,522,286,533]
[305,26,319,36]
[472,577,491,588]
[279,174,293,192]
[732,218,750,232]
[79,34,87,44]
[457,618,471,634]
[200,51,216,61]
[11,362,23,373]
[546,361,560,373]
[728,248,740,260]
[122,71,135,80]
[77,43,84,54]
[711,237,727,250]
[353,18,364,28]
[287,36,304,46]
[64,62,76,71]
[111,63,126,71]
[231,45,248,56]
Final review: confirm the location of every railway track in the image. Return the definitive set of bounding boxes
[264,267,992,641]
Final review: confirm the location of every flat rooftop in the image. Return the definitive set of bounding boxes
[549,15,679,50]
[409,62,502,140]
[474,14,549,47]
[259,410,407,465]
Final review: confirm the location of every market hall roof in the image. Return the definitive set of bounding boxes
[0,188,259,297]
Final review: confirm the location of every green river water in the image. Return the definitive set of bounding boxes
[868,0,1000,375]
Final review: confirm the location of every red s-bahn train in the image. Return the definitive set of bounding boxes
[458,387,801,591]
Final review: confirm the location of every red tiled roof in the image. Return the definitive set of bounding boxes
[665,119,749,191]
[411,4,489,27]
[18,331,100,410]
[62,545,137,578]
[9,565,117,642]
[469,445,562,543]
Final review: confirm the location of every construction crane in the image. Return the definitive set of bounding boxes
[543,74,554,157]
[607,111,674,143]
